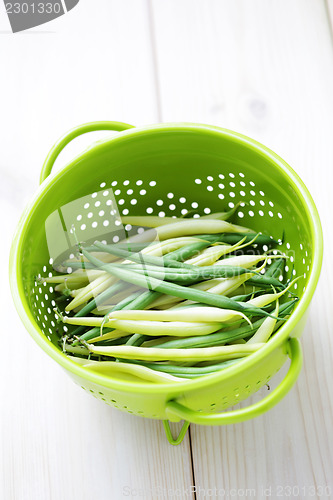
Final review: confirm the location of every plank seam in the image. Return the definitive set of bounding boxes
[188,426,197,500]
[147,0,163,122]
[324,0,333,47]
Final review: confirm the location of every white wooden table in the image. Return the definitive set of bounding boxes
[1,1,333,498]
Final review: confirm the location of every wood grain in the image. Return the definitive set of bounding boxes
[151,0,333,498]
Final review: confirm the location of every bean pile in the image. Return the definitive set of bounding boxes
[40,208,298,383]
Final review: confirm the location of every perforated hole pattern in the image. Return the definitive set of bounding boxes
[28,171,312,416]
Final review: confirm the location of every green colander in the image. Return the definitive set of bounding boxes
[9,121,323,445]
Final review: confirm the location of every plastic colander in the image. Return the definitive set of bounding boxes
[9,121,323,445]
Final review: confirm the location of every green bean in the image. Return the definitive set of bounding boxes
[247,279,297,308]
[265,257,285,279]
[165,234,275,263]
[85,328,131,343]
[197,233,278,246]
[72,326,112,345]
[199,203,244,221]
[72,289,144,345]
[185,237,252,266]
[65,324,86,337]
[81,249,276,318]
[230,291,263,302]
[73,289,159,345]
[125,334,151,346]
[91,243,257,284]
[134,236,205,257]
[164,238,221,261]
[124,359,241,377]
[151,300,296,349]
[74,281,127,317]
[65,275,116,312]
[93,240,214,271]
[93,335,133,346]
[117,290,160,313]
[153,322,257,349]
[54,294,71,304]
[246,275,284,288]
[121,264,255,283]
[166,233,254,262]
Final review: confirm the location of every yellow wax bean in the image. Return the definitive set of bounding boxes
[120,237,203,265]
[83,361,185,383]
[65,275,116,312]
[90,307,116,316]
[61,315,104,327]
[61,314,222,336]
[200,273,253,296]
[214,254,268,268]
[40,269,103,284]
[94,285,140,307]
[121,215,182,227]
[110,306,249,324]
[156,219,253,240]
[87,343,264,362]
[247,279,297,308]
[186,245,234,266]
[247,301,279,343]
[87,330,131,343]
[142,237,203,255]
[106,319,223,336]
[67,355,91,365]
[185,237,250,266]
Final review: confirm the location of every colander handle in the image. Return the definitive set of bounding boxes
[165,338,302,431]
[39,121,135,184]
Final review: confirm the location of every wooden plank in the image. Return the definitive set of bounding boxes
[0,0,159,189]
[0,2,194,499]
[151,0,333,497]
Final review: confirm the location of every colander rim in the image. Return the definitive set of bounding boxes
[9,122,323,394]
